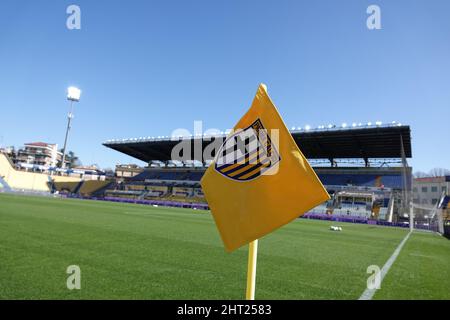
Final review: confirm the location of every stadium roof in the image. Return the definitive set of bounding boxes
[103,124,412,163]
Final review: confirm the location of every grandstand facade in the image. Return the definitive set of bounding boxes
[102,124,414,223]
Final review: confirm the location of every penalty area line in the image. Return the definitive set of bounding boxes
[358,230,412,300]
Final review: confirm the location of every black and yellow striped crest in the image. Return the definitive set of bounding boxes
[214,119,281,181]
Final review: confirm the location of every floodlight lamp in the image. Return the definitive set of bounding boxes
[67,86,81,101]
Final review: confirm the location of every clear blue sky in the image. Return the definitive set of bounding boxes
[0,0,449,171]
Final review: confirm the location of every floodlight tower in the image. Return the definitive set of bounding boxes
[61,86,81,168]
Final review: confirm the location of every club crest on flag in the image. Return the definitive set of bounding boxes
[214,119,281,181]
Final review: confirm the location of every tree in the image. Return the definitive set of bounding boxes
[68,151,82,168]
[59,150,82,168]
[414,168,450,178]
[428,168,450,177]
[103,168,115,177]
[413,171,428,178]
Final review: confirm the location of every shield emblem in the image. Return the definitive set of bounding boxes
[214,119,281,181]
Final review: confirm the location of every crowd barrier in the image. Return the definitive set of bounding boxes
[72,195,209,210]
[302,212,410,228]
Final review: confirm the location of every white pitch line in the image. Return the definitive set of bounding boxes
[358,231,412,300]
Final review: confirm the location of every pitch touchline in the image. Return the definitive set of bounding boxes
[358,231,412,300]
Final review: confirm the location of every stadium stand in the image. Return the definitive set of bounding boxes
[440,195,450,222]
[172,187,193,197]
[101,124,412,221]
[1,152,111,196]
[318,173,404,188]
[193,188,204,197]
[53,181,80,193]
[52,180,112,197]
[99,166,402,218]
[444,197,450,238]
[0,152,81,192]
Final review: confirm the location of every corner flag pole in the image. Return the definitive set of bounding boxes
[246,239,258,300]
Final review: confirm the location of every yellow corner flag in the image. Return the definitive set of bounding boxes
[201,84,329,253]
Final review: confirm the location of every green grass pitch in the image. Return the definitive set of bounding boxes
[0,193,449,299]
